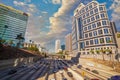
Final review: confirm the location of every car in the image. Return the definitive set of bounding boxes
[90,78,99,80]
[64,67,68,71]
[91,70,99,74]
[85,68,90,71]
[8,69,17,75]
[110,75,120,80]
[77,65,82,69]
[62,78,67,80]
[50,78,55,80]
[67,72,73,77]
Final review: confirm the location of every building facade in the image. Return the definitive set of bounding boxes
[61,44,65,51]
[65,33,72,54]
[72,1,117,54]
[55,39,61,53]
[0,4,28,45]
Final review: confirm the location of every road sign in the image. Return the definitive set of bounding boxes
[81,71,86,77]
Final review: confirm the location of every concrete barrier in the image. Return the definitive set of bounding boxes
[0,56,41,70]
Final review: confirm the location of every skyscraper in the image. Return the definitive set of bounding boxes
[72,1,117,54]
[0,4,28,45]
[65,33,72,54]
[55,39,61,53]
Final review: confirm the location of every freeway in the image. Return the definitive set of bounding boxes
[0,57,118,80]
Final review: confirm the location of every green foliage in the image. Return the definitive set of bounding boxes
[0,39,6,44]
[100,49,106,53]
[100,39,104,43]
[96,50,100,54]
[57,51,63,54]
[28,46,39,52]
[90,50,94,54]
[8,40,13,45]
[105,49,112,53]
[117,33,120,38]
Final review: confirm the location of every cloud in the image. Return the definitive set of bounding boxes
[42,11,48,14]
[52,0,61,4]
[110,0,120,30]
[24,0,31,3]
[13,1,38,14]
[13,1,26,6]
[43,0,48,4]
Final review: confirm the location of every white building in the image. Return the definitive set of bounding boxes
[72,1,117,55]
[55,39,61,53]
[65,33,72,54]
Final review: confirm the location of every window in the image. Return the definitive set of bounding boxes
[94,8,98,13]
[104,28,109,34]
[102,21,107,25]
[82,9,85,13]
[89,32,92,37]
[86,12,89,17]
[96,15,100,19]
[99,7,104,11]
[101,13,105,18]
[89,5,92,9]
[88,25,91,30]
[86,41,89,45]
[90,40,93,45]
[93,31,97,36]
[86,7,88,11]
[106,37,110,43]
[87,19,90,23]
[90,10,93,15]
[94,39,99,44]
[100,38,104,43]
[98,29,103,35]
[83,15,85,18]
[85,34,88,38]
[84,20,86,24]
[97,22,101,27]
[92,23,96,28]
[84,27,87,31]
[91,17,95,21]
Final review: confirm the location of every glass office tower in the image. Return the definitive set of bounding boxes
[0,4,28,45]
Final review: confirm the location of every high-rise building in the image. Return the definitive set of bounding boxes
[61,44,65,51]
[65,33,72,54]
[72,1,117,54]
[0,4,28,45]
[55,39,61,53]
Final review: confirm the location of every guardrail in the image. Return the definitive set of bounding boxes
[0,56,41,70]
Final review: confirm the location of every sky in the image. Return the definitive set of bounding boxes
[0,0,120,52]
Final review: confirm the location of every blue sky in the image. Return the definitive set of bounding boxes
[0,0,120,52]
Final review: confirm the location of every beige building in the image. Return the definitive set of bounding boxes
[23,43,37,48]
[55,39,61,53]
[116,32,120,49]
[65,33,72,54]
[72,1,117,54]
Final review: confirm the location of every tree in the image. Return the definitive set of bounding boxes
[90,50,94,54]
[15,33,24,48]
[100,49,106,61]
[8,40,13,46]
[96,50,100,54]
[90,50,95,59]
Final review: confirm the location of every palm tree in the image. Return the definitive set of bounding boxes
[100,49,106,61]
[106,49,112,61]
[90,49,95,59]
[15,33,24,48]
